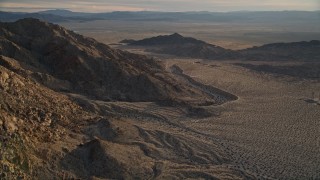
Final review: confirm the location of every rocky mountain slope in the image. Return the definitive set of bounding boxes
[0,60,252,179]
[0,18,235,104]
[0,19,249,179]
[0,55,93,178]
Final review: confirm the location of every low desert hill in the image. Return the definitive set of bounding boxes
[234,62,320,80]
[125,34,320,61]
[240,40,320,61]
[129,33,206,46]
[126,33,237,59]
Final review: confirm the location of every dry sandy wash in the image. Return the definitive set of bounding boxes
[160,59,320,179]
[73,56,320,179]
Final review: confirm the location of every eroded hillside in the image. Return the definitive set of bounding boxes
[0,19,251,179]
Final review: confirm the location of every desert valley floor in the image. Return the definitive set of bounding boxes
[111,49,320,178]
[77,56,320,178]
[162,59,320,178]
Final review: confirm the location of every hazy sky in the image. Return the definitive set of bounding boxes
[1,0,319,12]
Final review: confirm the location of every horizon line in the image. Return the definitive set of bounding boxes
[1,8,319,14]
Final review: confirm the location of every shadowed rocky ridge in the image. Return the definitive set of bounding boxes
[0,59,93,178]
[125,34,320,61]
[234,63,320,80]
[0,18,234,104]
[0,19,256,179]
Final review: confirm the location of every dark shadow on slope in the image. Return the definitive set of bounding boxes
[60,139,127,179]
[170,65,238,105]
[234,63,320,80]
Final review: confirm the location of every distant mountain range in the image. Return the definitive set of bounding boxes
[124,33,320,61]
[0,11,100,22]
[1,9,319,23]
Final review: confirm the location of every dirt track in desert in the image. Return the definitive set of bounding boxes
[158,59,320,178]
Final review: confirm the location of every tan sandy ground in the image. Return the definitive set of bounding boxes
[163,59,320,178]
[85,57,320,179]
[108,44,320,178]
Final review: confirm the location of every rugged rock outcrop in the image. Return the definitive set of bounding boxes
[0,60,92,178]
[0,18,228,104]
[0,19,251,179]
